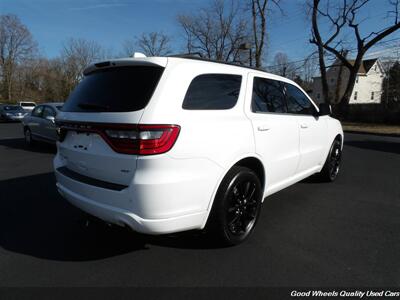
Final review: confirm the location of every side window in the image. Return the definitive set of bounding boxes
[42,106,56,118]
[32,106,44,117]
[251,77,286,113]
[285,84,316,115]
[182,74,242,110]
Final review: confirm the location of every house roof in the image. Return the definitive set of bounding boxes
[310,58,381,79]
[347,58,378,75]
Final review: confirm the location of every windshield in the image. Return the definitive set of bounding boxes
[4,106,24,111]
[62,66,164,112]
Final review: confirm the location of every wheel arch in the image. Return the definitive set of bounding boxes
[320,132,343,170]
[202,154,266,228]
[233,157,266,192]
[335,133,343,148]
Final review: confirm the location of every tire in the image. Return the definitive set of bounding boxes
[206,166,263,246]
[319,138,342,182]
[24,127,34,146]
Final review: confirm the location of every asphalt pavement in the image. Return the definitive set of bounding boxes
[0,122,399,287]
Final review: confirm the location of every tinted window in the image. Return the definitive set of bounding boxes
[285,84,316,115]
[251,77,286,113]
[32,106,44,117]
[182,74,242,110]
[62,66,164,112]
[43,106,56,118]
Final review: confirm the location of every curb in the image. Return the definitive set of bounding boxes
[344,129,400,138]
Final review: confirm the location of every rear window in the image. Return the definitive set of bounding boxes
[182,74,242,110]
[62,66,164,112]
[20,102,35,107]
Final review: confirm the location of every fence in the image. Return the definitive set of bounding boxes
[339,103,400,124]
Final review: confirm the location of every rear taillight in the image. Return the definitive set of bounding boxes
[104,125,180,155]
[57,122,180,155]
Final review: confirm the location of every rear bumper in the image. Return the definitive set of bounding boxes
[54,153,222,234]
[56,181,207,234]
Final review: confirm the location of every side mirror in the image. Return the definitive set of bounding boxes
[45,115,55,123]
[318,103,332,116]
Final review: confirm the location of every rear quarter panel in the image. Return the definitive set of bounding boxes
[139,60,256,216]
[139,60,255,169]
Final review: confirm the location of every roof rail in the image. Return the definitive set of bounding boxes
[168,52,203,58]
[167,55,266,72]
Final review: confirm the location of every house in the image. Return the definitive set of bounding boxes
[310,58,384,104]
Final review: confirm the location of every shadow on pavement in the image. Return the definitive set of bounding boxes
[0,173,221,261]
[344,139,400,155]
[0,138,56,154]
[0,172,148,261]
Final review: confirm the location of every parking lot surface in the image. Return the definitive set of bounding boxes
[0,123,399,286]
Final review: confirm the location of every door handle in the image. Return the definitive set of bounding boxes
[300,123,308,129]
[257,125,270,131]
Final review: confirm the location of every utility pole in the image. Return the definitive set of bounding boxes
[239,43,253,67]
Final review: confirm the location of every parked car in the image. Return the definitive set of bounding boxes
[22,103,63,145]
[0,104,28,122]
[19,101,36,113]
[54,56,343,245]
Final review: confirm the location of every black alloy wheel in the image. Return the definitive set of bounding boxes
[226,179,259,236]
[206,166,262,246]
[329,140,342,180]
[320,138,342,182]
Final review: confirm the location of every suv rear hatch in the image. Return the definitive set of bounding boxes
[56,59,166,186]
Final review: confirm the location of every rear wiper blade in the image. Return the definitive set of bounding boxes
[77,102,110,110]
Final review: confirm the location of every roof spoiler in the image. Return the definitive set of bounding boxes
[83,57,167,76]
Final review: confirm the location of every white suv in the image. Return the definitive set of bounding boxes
[54,56,343,245]
[19,101,36,112]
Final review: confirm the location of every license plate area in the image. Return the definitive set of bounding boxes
[68,131,94,151]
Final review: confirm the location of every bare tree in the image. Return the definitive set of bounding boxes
[0,14,37,101]
[310,0,400,110]
[270,52,297,78]
[250,0,282,68]
[302,53,319,85]
[140,32,171,56]
[60,38,106,94]
[121,39,136,57]
[122,32,171,57]
[177,0,250,63]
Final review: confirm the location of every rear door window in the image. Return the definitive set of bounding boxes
[251,77,287,113]
[182,74,242,110]
[62,66,164,112]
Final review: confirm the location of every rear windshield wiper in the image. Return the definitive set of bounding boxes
[77,102,110,111]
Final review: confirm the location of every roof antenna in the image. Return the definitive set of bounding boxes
[132,52,147,58]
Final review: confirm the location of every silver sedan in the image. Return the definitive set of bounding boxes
[22,103,64,145]
[0,105,28,122]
